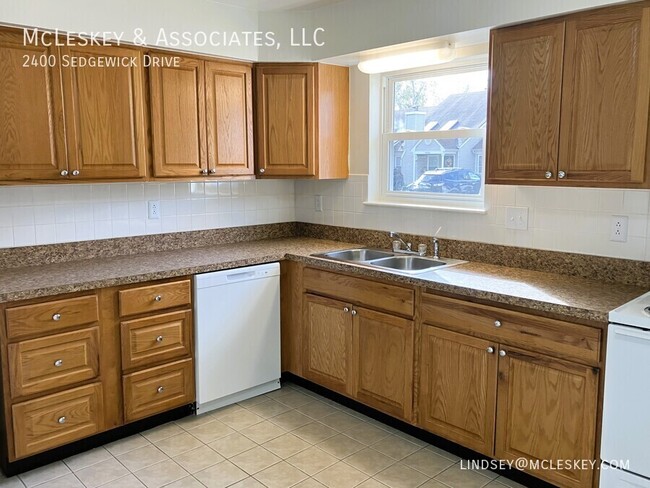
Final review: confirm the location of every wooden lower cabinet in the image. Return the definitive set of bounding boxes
[495,346,599,488]
[418,326,497,456]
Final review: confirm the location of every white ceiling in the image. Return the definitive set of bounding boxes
[211,0,343,11]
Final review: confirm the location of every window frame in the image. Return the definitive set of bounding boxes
[368,59,489,212]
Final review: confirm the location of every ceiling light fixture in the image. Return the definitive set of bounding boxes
[357,42,456,74]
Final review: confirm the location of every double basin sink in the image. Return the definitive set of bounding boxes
[312,248,464,275]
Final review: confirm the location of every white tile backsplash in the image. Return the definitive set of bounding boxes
[0,180,295,248]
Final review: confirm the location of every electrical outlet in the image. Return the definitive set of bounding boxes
[314,195,323,212]
[148,200,160,220]
[505,206,529,230]
[610,215,629,242]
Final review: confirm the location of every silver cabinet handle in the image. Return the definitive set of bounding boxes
[499,350,507,357]
[60,170,68,177]
[350,310,357,316]
[154,295,162,302]
[259,168,266,174]
[156,335,164,343]
[58,416,66,424]
[54,359,63,367]
[544,171,553,179]
[52,313,62,321]
[486,347,494,354]
[71,170,80,176]
[209,168,217,174]
[201,169,208,175]
[494,320,502,328]
[558,170,566,179]
[343,307,349,313]
[157,386,165,394]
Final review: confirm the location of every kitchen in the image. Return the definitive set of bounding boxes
[0,0,649,487]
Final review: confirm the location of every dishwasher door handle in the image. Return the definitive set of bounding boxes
[226,271,257,281]
[614,326,650,341]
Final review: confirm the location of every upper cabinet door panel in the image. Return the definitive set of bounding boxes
[205,62,254,176]
[487,21,565,183]
[60,45,147,179]
[150,54,206,178]
[0,31,67,180]
[559,5,650,184]
[256,65,315,176]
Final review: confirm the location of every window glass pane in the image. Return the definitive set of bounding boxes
[392,70,488,132]
[389,136,484,195]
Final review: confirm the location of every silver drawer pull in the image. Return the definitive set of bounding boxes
[52,313,62,321]
[54,359,63,367]
[494,320,502,328]
[154,295,162,302]
[58,416,66,424]
[157,386,165,394]
[486,347,494,354]
[499,350,507,357]
[156,335,164,343]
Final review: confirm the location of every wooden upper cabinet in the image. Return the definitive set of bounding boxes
[150,54,207,178]
[559,4,650,185]
[0,30,67,181]
[487,21,565,183]
[60,45,147,179]
[255,63,349,179]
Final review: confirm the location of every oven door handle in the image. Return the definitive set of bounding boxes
[613,326,650,341]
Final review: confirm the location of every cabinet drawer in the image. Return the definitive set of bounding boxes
[6,295,99,340]
[421,293,601,365]
[121,310,192,370]
[123,358,194,422]
[303,268,414,317]
[12,383,104,459]
[119,280,191,317]
[9,327,100,398]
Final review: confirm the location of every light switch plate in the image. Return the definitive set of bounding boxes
[505,206,529,230]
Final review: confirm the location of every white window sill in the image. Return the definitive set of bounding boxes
[363,200,487,214]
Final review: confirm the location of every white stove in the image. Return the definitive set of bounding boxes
[609,291,650,328]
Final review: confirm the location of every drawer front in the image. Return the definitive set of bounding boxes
[121,310,192,370]
[119,280,191,317]
[12,383,104,459]
[421,293,601,365]
[303,267,414,317]
[6,295,99,340]
[9,328,100,398]
[123,358,194,422]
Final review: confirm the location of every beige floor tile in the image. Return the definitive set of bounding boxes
[423,445,460,462]
[141,424,184,443]
[273,390,315,408]
[345,423,391,446]
[218,409,266,431]
[374,464,430,488]
[240,420,287,444]
[401,449,455,478]
[153,432,203,458]
[210,404,247,420]
[238,395,271,408]
[64,447,112,472]
[133,460,188,488]
[244,400,292,419]
[292,478,327,487]
[418,480,450,488]
[208,433,258,459]
[253,461,309,488]
[494,476,528,488]
[484,482,509,488]
[195,460,248,488]
[287,447,338,476]
[229,477,266,487]
[269,411,314,431]
[343,448,395,476]
[173,445,224,473]
[265,387,295,400]
[313,462,369,488]
[231,446,282,475]
[358,479,389,488]
[19,461,71,488]
[105,435,151,457]
[97,473,145,488]
[294,401,339,420]
[263,433,311,458]
[75,458,130,488]
[116,445,167,472]
[188,419,236,443]
[371,436,421,461]
[0,477,25,488]
[32,473,83,488]
[317,434,365,459]
[162,476,205,488]
[392,432,428,448]
[175,412,215,430]
[434,464,493,488]
[292,422,338,444]
[319,412,364,432]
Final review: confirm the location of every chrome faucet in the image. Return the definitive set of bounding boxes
[389,232,412,252]
[432,237,440,259]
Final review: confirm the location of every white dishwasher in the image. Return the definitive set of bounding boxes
[194,262,281,414]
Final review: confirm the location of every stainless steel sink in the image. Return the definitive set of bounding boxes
[368,256,447,273]
[314,249,394,262]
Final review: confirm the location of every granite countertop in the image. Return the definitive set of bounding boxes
[0,237,646,324]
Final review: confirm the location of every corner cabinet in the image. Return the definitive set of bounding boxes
[255,63,349,179]
[487,2,650,188]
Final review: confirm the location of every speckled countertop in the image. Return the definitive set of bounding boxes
[0,237,645,324]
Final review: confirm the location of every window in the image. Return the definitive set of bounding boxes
[369,60,488,211]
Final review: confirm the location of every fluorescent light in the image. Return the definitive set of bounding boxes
[357,43,455,74]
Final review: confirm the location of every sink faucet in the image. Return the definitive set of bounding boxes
[432,237,440,259]
[389,232,412,252]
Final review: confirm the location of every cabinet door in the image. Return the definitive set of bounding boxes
[487,21,565,183]
[0,30,67,180]
[559,4,650,185]
[256,65,315,177]
[418,326,497,456]
[60,45,147,179]
[495,346,599,488]
[205,61,254,176]
[150,54,207,177]
[352,307,414,420]
[302,294,353,395]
